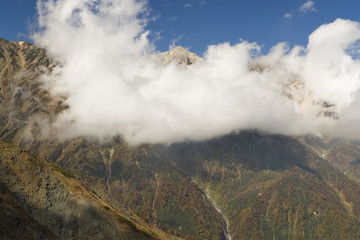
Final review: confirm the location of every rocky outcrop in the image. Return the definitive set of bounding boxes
[249,63,338,120]
[0,181,58,240]
[0,141,163,240]
[158,46,202,66]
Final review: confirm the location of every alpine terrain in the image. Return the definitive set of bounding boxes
[1,38,360,239]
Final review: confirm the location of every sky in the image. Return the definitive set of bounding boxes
[0,0,359,56]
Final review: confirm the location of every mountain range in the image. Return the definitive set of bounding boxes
[1,37,360,239]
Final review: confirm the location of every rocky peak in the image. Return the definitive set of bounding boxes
[249,63,338,120]
[158,46,202,66]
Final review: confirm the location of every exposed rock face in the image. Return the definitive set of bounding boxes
[0,38,64,146]
[0,141,162,240]
[249,63,338,120]
[158,46,202,66]
[0,181,58,240]
[160,47,338,120]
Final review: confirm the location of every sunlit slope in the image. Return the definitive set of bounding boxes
[0,141,170,240]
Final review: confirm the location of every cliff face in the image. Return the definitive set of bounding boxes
[2,38,360,240]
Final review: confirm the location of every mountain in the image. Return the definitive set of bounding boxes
[0,38,227,240]
[1,37,360,239]
[300,135,360,183]
[158,46,202,66]
[156,132,360,239]
[0,140,173,240]
[0,179,58,240]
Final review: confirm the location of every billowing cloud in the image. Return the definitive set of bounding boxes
[32,0,360,144]
[300,1,316,13]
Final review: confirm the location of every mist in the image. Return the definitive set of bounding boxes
[32,0,360,144]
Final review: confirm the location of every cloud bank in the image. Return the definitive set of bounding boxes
[32,0,360,144]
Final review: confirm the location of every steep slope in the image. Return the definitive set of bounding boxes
[158,46,202,66]
[0,37,64,145]
[0,140,172,240]
[156,131,360,239]
[248,62,338,120]
[301,135,360,183]
[326,142,360,182]
[0,181,58,240]
[31,137,229,240]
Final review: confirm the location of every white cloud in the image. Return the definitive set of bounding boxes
[284,13,292,19]
[33,0,360,144]
[300,1,317,13]
[167,15,178,21]
[169,36,182,50]
[184,3,193,8]
[185,0,206,9]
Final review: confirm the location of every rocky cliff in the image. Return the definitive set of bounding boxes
[158,46,202,66]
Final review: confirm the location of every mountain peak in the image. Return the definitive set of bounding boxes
[168,46,191,54]
[159,46,202,66]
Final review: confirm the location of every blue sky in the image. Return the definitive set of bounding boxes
[0,0,359,55]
